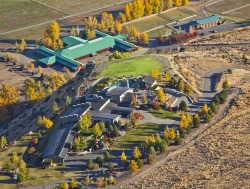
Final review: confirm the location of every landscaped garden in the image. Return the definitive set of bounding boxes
[99,57,162,78]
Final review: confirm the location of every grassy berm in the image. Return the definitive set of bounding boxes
[118,81,250,189]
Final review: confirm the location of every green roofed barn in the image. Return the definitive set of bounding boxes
[36,31,138,72]
[189,14,224,30]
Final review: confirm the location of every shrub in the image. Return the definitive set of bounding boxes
[175,136,182,145]
[134,112,144,120]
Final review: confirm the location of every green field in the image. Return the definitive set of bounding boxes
[0,0,66,33]
[161,9,192,21]
[99,57,162,78]
[147,26,173,38]
[148,110,181,120]
[125,16,172,32]
[112,123,164,150]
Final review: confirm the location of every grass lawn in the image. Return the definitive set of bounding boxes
[148,110,181,120]
[112,123,164,150]
[99,57,162,78]
[161,9,192,21]
[147,26,173,38]
[0,0,66,33]
[125,16,172,32]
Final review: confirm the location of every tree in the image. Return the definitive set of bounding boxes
[140,32,149,45]
[222,79,230,89]
[37,66,43,74]
[153,0,161,13]
[86,159,94,170]
[210,102,218,114]
[130,113,139,127]
[0,136,7,148]
[182,0,189,5]
[146,135,156,147]
[37,116,53,129]
[166,0,173,9]
[202,103,209,115]
[141,92,148,104]
[163,127,176,140]
[5,52,11,61]
[144,0,153,15]
[93,123,102,138]
[29,62,35,70]
[98,20,106,31]
[179,100,187,111]
[70,27,78,36]
[96,177,104,187]
[165,72,171,81]
[151,70,159,78]
[95,156,103,167]
[109,175,116,185]
[129,160,139,172]
[147,146,156,164]
[114,21,122,33]
[84,176,90,187]
[104,151,112,162]
[130,26,138,38]
[157,88,167,103]
[65,96,72,108]
[117,12,127,23]
[179,114,188,129]
[160,140,168,153]
[175,136,182,145]
[52,102,60,114]
[121,151,127,162]
[177,79,184,92]
[175,0,182,7]
[184,84,193,96]
[133,146,142,159]
[70,178,77,188]
[11,151,19,164]
[108,162,114,172]
[58,182,69,189]
[62,67,72,81]
[193,114,200,128]
[77,113,92,132]
[125,4,132,21]
[204,113,211,123]
[170,77,177,87]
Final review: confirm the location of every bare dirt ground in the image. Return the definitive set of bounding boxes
[115,79,250,189]
[187,26,250,45]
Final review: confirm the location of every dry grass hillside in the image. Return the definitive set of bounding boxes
[118,81,250,189]
[187,26,250,45]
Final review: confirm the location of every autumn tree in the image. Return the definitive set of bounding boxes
[202,103,209,115]
[84,176,91,187]
[114,20,123,33]
[100,12,115,31]
[52,102,60,114]
[140,32,149,45]
[193,114,200,128]
[98,20,106,31]
[141,92,148,104]
[121,151,127,162]
[153,0,161,13]
[157,88,167,103]
[222,79,230,89]
[166,0,173,9]
[43,21,63,50]
[0,136,7,148]
[175,0,182,6]
[15,38,27,53]
[96,177,104,187]
[122,25,130,35]
[65,96,72,108]
[184,84,193,96]
[77,113,92,132]
[5,52,11,61]
[179,114,188,129]
[70,27,78,36]
[130,26,138,38]
[62,67,72,81]
[130,112,139,127]
[58,182,69,189]
[147,146,156,164]
[129,160,139,172]
[0,84,18,122]
[182,0,189,5]
[133,146,142,159]
[70,178,77,188]
[146,135,156,147]
[37,116,53,129]
[163,127,176,140]
[116,12,127,23]
[144,0,153,15]
[125,4,132,21]
[151,70,159,78]
[177,79,184,92]
[165,72,171,81]
[93,123,102,138]
[28,62,35,70]
[38,66,43,74]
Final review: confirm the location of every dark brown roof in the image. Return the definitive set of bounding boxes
[142,75,157,85]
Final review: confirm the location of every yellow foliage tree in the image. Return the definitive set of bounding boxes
[133,146,142,159]
[129,160,139,172]
[98,20,106,31]
[179,114,188,129]
[114,21,123,33]
[121,151,127,162]
[157,88,167,103]
[117,12,127,23]
[202,103,209,114]
[164,127,176,140]
[70,178,77,188]
[0,136,7,148]
[165,72,171,81]
[125,4,132,21]
[178,80,184,92]
[151,70,159,78]
[29,62,35,69]
[37,116,53,129]
[146,135,156,147]
[144,0,153,15]
[38,66,43,74]
[130,26,138,38]
[93,123,102,138]
[175,0,182,6]
[140,32,149,45]
[182,0,189,5]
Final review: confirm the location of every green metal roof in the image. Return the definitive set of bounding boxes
[193,14,220,25]
[39,56,56,65]
[114,34,128,40]
[36,30,137,70]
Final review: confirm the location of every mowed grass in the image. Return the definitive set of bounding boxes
[207,0,249,14]
[0,0,66,33]
[39,0,123,14]
[148,110,181,120]
[147,26,173,38]
[125,16,172,32]
[99,57,162,77]
[0,134,80,189]
[161,9,192,21]
[112,123,164,150]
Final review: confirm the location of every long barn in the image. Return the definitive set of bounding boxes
[36,31,138,72]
